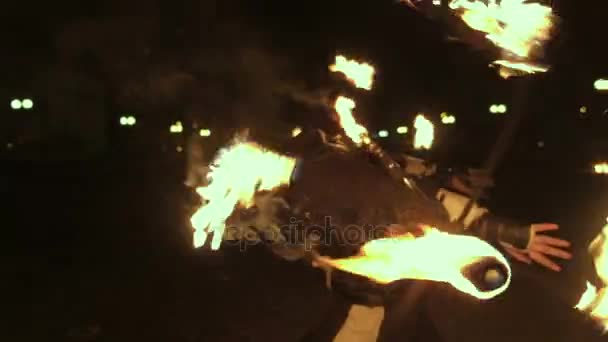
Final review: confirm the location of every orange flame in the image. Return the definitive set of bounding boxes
[334,96,371,146]
[414,114,434,150]
[576,219,608,332]
[330,55,376,90]
[190,140,296,250]
[449,0,553,77]
[316,226,511,299]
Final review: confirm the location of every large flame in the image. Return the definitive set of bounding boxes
[190,140,296,250]
[576,220,608,332]
[334,96,371,146]
[317,226,512,300]
[330,55,376,90]
[448,0,553,77]
[414,114,434,150]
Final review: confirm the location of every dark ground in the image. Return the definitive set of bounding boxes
[5,152,608,342]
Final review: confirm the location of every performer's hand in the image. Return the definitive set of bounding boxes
[500,223,572,272]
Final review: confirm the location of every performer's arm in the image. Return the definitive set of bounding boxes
[435,187,572,271]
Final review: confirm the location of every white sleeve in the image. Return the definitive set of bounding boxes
[436,188,488,228]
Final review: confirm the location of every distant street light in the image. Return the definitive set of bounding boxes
[199,129,212,137]
[594,79,608,91]
[10,99,22,110]
[490,104,507,114]
[378,130,389,138]
[120,116,136,126]
[396,126,409,134]
[22,99,33,109]
[170,121,183,133]
[440,112,456,124]
[593,162,608,175]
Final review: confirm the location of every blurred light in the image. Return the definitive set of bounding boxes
[396,126,409,134]
[580,106,588,114]
[378,130,389,138]
[594,79,608,91]
[120,117,129,126]
[441,112,456,125]
[594,162,608,175]
[537,141,545,148]
[292,127,302,138]
[490,104,507,114]
[432,0,441,5]
[199,129,212,137]
[176,146,184,153]
[127,116,136,126]
[414,114,434,150]
[10,99,21,110]
[22,99,33,109]
[170,121,183,133]
[7,143,14,150]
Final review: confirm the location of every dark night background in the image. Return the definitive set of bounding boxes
[3,0,608,341]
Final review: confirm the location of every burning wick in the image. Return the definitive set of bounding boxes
[316,226,512,300]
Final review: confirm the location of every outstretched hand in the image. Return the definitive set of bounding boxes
[500,223,572,272]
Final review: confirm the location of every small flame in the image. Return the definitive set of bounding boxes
[576,282,599,311]
[190,140,296,250]
[334,96,371,146]
[317,226,512,300]
[330,55,376,90]
[576,219,608,332]
[414,114,434,150]
[449,0,553,77]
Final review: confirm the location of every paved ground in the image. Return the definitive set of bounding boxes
[5,155,608,341]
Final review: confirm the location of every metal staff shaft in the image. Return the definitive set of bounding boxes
[364,140,430,201]
[457,80,532,223]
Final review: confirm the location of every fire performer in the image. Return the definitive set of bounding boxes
[283,128,572,342]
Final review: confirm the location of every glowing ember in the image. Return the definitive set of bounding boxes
[191,140,296,250]
[316,226,512,300]
[448,0,553,77]
[414,114,434,150]
[576,219,608,332]
[334,96,371,146]
[330,55,376,90]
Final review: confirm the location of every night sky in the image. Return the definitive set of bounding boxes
[1,0,606,165]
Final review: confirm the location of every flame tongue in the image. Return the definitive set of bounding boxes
[190,140,296,250]
[330,55,376,90]
[317,226,512,300]
[334,96,371,146]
